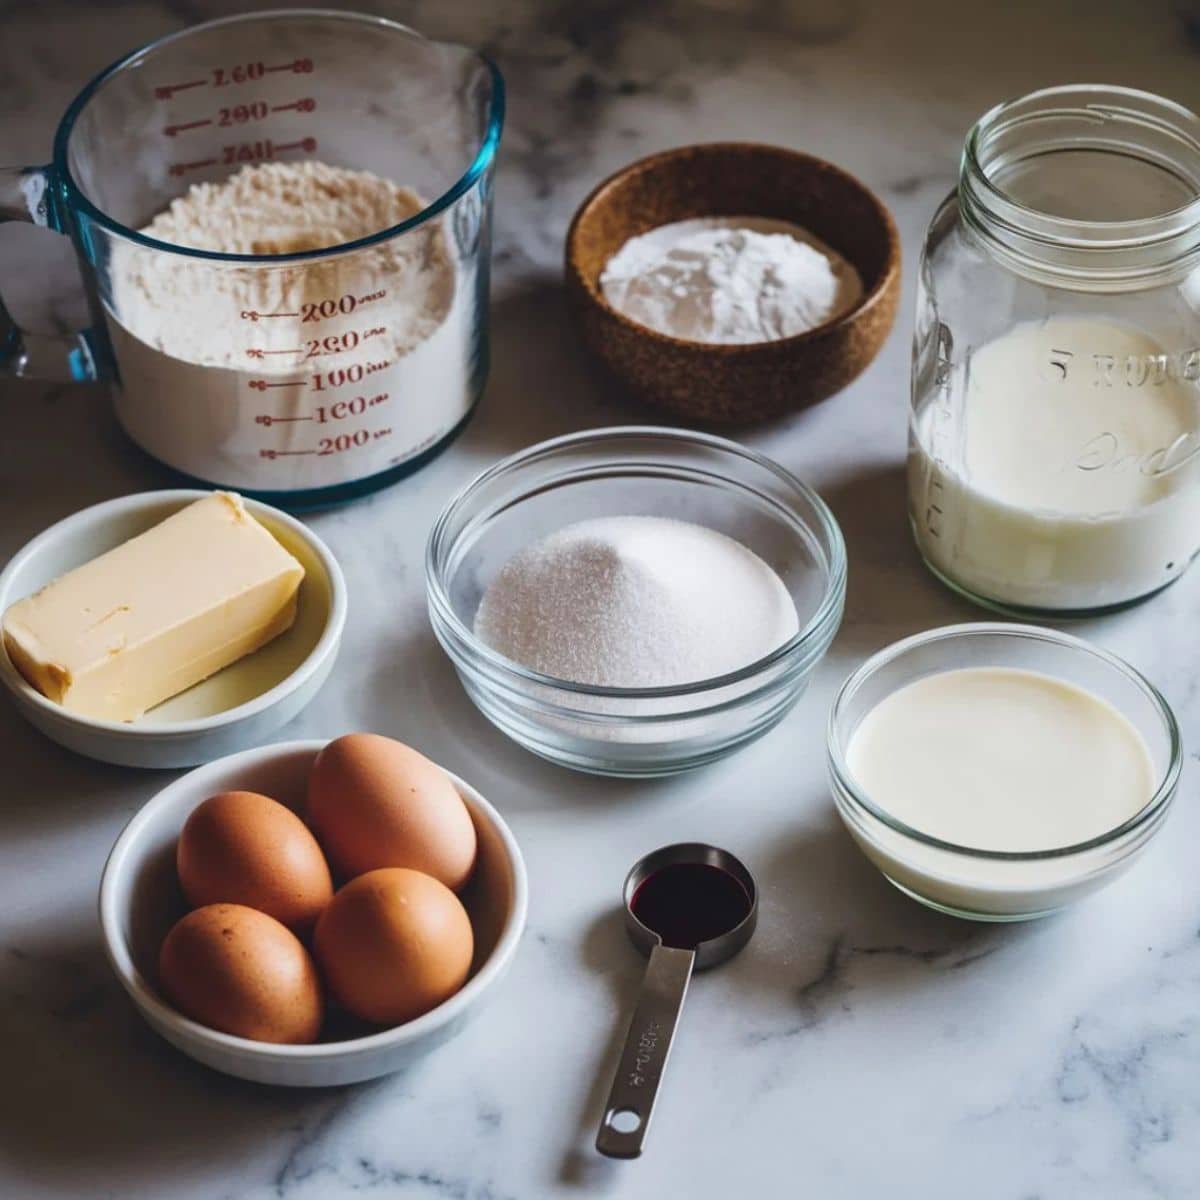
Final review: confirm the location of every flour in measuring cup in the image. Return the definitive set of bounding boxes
[107,161,474,492]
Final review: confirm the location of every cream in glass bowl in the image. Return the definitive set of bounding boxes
[827,624,1181,921]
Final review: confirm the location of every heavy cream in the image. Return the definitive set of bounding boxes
[840,665,1160,918]
[909,318,1200,610]
[846,667,1155,854]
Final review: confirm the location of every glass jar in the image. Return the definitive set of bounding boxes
[909,85,1200,614]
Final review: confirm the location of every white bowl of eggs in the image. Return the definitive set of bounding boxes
[98,735,528,1086]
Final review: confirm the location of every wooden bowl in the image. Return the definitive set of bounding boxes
[565,142,901,424]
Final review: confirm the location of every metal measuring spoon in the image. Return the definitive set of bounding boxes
[595,843,758,1159]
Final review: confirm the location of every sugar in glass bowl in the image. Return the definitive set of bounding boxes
[426,427,846,776]
[827,623,1182,921]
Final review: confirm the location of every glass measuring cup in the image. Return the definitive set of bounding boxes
[0,9,504,507]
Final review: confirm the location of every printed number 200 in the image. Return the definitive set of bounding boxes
[317,431,369,455]
[219,102,268,126]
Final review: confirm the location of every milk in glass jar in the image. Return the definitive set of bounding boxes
[910,86,1200,614]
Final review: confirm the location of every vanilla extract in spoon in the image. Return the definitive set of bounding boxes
[595,843,757,1159]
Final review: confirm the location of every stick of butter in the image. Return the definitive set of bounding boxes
[2,492,305,722]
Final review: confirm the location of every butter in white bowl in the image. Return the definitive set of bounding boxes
[2,492,304,722]
[0,489,345,768]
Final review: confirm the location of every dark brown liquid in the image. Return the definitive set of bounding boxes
[630,863,752,949]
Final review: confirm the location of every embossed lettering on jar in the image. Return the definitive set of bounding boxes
[909,85,1200,614]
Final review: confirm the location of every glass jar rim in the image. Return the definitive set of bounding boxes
[960,84,1200,285]
[52,8,506,265]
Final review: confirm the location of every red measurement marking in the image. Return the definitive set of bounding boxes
[218,101,269,127]
[271,98,316,114]
[223,138,314,166]
[372,428,392,439]
[155,78,207,100]
[246,348,302,359]
[265,58,314,74]
[223,139,273,165]
[248,379,305,390]
[255,414,312,426]
[356,288,386,305]
[274,137,318,155]
[164,118,213,137]
[259,449,317,459]
[361,326,386,340]
[366,360,391,375]
[240,310,300,322]
[301,295,359,322]
[168,157,218,177]
[212,62,266,87]
[313,393,390,423]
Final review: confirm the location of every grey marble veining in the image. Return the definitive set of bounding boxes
[2,2,1200,1197]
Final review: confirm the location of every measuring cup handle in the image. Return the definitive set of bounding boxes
[0,163,99,382]
[596,943,695,1160]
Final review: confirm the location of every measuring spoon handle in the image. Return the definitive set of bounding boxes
[595,943,695,1159]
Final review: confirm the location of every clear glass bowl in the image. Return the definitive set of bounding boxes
[426,427,846,776]
[827,623,1182,921]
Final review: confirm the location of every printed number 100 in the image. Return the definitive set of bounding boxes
[311,366,364,390]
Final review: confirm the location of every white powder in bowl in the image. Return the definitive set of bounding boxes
[599,216,863,344]
[114,160,454,370]
[473,515,800,689]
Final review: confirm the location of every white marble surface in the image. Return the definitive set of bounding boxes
[3,2,1200,1197]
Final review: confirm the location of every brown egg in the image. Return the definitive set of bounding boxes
[307,734,477,889]
[158,903,323,1043]
[313,868,474,1026]
[176,790,333,934]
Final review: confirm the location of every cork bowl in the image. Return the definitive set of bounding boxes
[565,142,900,424]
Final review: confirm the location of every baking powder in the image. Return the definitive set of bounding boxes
[600,216,862,344]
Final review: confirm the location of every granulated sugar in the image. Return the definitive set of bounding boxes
[473,515,799,688]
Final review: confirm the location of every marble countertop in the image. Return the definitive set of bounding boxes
[3,2,1200,1197]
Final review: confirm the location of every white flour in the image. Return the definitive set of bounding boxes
[107,162,472,492]
[599,216,862,344]
[474,515,800,688]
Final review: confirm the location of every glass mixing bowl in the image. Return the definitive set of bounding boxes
[827,623,1182,921]
[426,427,846,776]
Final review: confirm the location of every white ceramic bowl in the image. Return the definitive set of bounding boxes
[98,739,529,1087]
[0,489,346,767]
